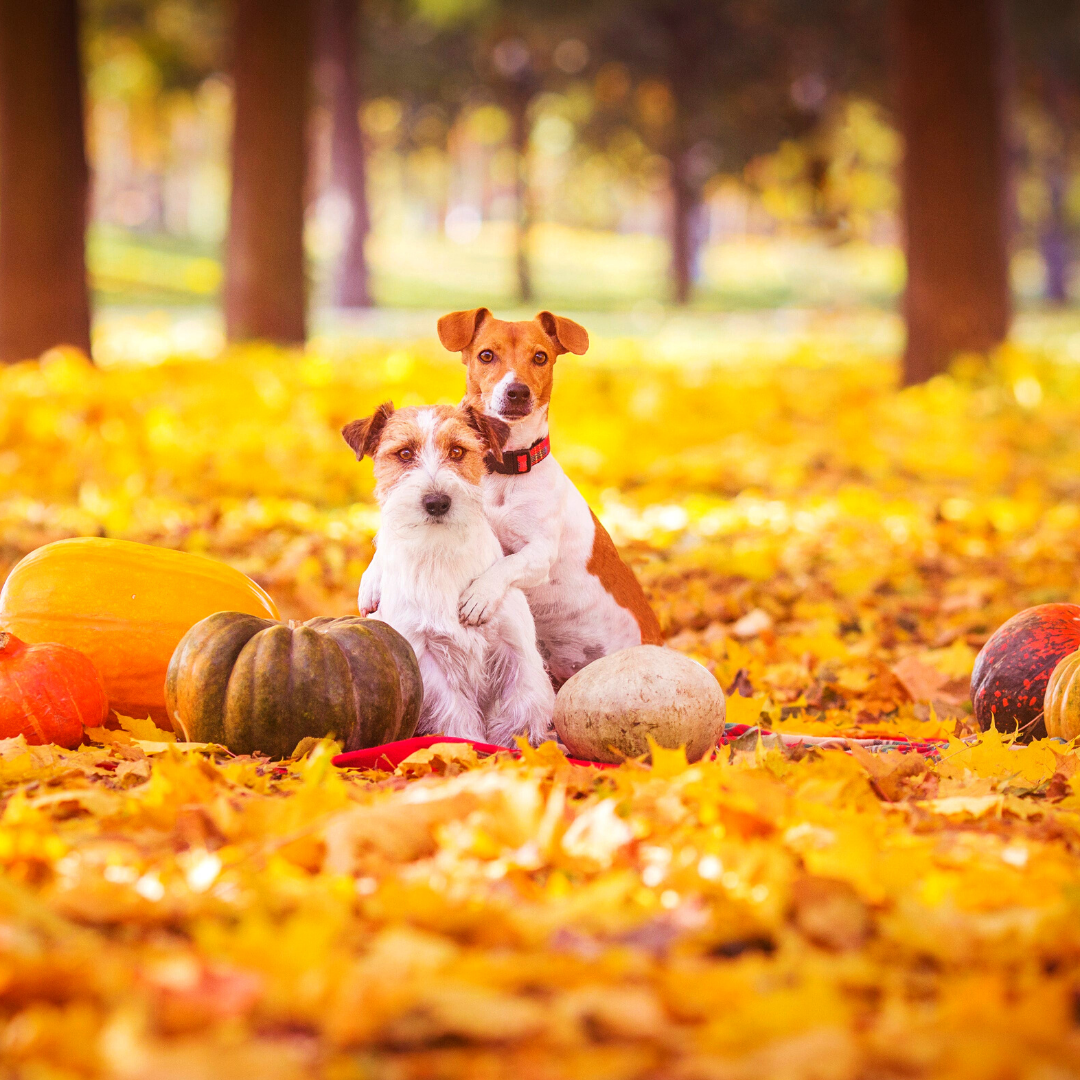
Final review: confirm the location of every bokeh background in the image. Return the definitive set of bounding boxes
[9,12,1080,1077]
[2,1,1077,365]
[4,0,1080,642]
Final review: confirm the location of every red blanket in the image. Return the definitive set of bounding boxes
[332,735,618,771]
[331,725,948,772]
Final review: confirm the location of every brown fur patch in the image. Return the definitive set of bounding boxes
[434,412,488,484]
[341,401,395,460]
[437,307,490,352]
[364,405,493,496]
[437,310,588,418]
[462,405,511,463]
[586,510,663,644]
[535,311,589,356]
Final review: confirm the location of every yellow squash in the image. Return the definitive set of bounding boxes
[0,538,279,727]
[1043,648,1080,741]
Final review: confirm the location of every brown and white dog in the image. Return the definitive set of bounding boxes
[358,307,662,688]
[343,403,555,746]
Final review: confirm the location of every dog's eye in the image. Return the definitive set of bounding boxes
[478,349,495,364]
[396,448,414,462]
[448,446,465,461]
[533,351,548,366]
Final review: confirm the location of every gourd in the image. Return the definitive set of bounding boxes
[165,613,422,759]
[971,604,1080,740]
[0,632,108,748]
[0,537,279,727]
[553,644,726,764]
[1043,649,1080,741]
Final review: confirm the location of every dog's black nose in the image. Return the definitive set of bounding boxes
[505,382,531,404]
[423,492,451,518]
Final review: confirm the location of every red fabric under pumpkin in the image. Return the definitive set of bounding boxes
[332,735,617,771]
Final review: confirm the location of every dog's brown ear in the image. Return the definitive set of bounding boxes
[438,308,490,353]
[342,401,395,461]
[535,311,589,356]
[463,405,511,464]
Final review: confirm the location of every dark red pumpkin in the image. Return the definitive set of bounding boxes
[0,631,109,748]
[971,604,1080,740]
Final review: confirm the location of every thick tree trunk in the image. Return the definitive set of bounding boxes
[0,0,91,363]
[509,92,533,304]
[894,0,1012,385]
[225,0,312,344]
[670,148,695,306]
[319,0,371,308]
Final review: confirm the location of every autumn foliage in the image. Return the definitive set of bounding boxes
[2,324,1080,1076]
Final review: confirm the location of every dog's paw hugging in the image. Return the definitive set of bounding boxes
[458,566,509,626]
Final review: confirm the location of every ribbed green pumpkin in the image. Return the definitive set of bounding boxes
[165,613,422,759]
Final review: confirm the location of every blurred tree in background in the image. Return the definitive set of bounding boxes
[224,0,311,343]
[894,0,1011,384]
[317,0,372,308]
[0,0,1078,371]
[583,0,886,304]
[1012,0,1080,307]
[0,0,91,362]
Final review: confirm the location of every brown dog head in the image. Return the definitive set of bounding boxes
[437,309,589,422]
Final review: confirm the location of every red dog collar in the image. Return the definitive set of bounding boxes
[486,435,550,475]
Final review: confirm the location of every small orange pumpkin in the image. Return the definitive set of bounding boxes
[1043,649,1080,742]
[0,631,108,748]
[0,538,279,727]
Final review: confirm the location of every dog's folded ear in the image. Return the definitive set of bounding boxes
[463,405,511,464]
[342,401,395,461]
[535,311,589,356]
[437,308,490,353]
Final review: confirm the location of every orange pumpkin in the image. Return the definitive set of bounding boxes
[0,538,279,728]
[0,631,109,748]
[1043,649,1080,742]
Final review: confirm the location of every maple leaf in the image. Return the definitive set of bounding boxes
[849,741,928,801]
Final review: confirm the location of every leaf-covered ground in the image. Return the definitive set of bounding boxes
[2,315,1080,1078]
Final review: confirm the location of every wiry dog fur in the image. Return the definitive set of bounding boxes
[343,402,554,746]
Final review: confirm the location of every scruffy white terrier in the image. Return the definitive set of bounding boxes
[342,402,555,747]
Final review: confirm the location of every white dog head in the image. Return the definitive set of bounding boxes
[342,403,509,538]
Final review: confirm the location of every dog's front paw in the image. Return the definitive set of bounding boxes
[459,573,505,626]
[357,576,381,617]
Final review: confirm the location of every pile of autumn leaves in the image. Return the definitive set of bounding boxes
[2,329,1080,1078]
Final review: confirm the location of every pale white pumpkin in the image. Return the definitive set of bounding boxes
[553,645,727,764]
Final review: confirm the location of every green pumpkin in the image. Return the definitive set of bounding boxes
[165,613,422,758]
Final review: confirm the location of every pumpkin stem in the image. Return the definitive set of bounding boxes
[0,631,22,656]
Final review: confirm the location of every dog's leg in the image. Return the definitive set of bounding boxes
[357,548,384,616]
[483,597,556,747]
[415,650,487,742]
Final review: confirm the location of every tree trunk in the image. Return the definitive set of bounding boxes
[0,0,91,363]
[894,0,1012,385]
[509,90,532,304]
[225,0,312,344]
[1042,163,1069,305]
[319,0,371,308]
[1040,77,1070,305]
[670,148,695,306]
